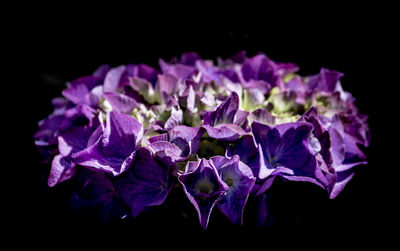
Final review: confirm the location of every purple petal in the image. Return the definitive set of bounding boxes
[168,125,205,154]
[178,159,229,229]
[48,154,77,187]
[306,68,344,94]
[329,170,354,199]
[103,65,127,93]
[135,64,159,85]
[156,74,179,103]
[103,92,140,114]
[72,111,143,176]
[149,141,185,165]
[85,85,103,107]
[116,147,171,218]
[58,126,95,157]
[180,52,201,66]
[64,104,96,125]
[203,92,239,126]
[211,155,255,224]
[241,54,278,87]
[252,121,327,187]
[71,167,128,222]
[248,108,276,125]
[159,59,195,80]
[62,76,102,105]
[92,64,110,78]
[203,124,246,142]
[164,107,183,131]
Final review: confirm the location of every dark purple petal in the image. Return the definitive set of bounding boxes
[329,169,354,199]
[128,77,158,104]
[156,74,179,104]
[92,64,110,78]
[64,104,96,126]
[306,68,344,94]
[148,126,205,165]
[242,80,271,94]
[71,167,128,222]
[203,92,239,126]
[149,141,185,166]
[34,114,69,146]
[227,135,259,173]
[252,121,327,187]
[62,76,103,105]
[135,64,159,85]
[103,92,140,114]
[178,159,229,229]
[235,110,250,130]
[159,59,195,80]
[241,54,278,87]
[248,108,276,125]
[203,124,246,142]
[85,85,103,107]
[254,176,276,196]
[48,155,76,187]
[285,76,306,104]
[72,111,143,176]
[58,126,95,157]
[299,106,334,167]
[164,107,183,131]
[103,65,126,93]
[339,113,371,147]
[276,62,299,76]
[116,147,171,218]
[211,155,255,224]
[180,52,201,66]
[227,50,247,64]
[219,69,240,83]
[168,125,205,154]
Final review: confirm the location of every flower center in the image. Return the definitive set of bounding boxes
[195,179,214,195]
[268,156,279,167]
[224,178,234,187]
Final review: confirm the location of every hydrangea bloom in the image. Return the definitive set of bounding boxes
[34,51,370,228]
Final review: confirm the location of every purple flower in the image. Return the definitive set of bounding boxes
[34,97,95,162]
[251,121,328,188]
[305,68,344,95]
[338,112,370,147]
[155,74,180,104]
[48,125,98,187]
[203,92,248,141]
[178,159,229,229]
[326,114,368,198]
[129,63,159,85]
[102,92,140,114]
[115,147,171,218]
[284,76,307,104]
[299,106,369,198]
[179,52,201,66]
[71,167,129,222]
[72,111,143,176]
[147,125,205,166]
[240,53,296,88]
[159,58,195,81]
[62,64,108,108]
[35,51,370,226]
[211,155,255,224]
[226,134,276,196]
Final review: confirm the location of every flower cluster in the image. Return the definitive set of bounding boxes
[34,51,370,228]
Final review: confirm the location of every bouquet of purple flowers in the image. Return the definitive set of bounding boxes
[34,51,370,228]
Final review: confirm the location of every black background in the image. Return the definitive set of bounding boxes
[8,5,396,248]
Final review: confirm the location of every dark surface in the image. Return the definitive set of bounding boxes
[9,6,394,248]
